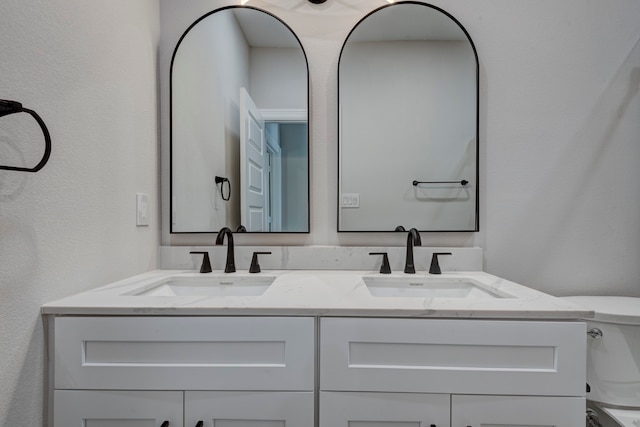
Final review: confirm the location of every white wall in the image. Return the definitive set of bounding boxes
[250,47,308,110]
[0,0,160,425]
[162,0,640,298]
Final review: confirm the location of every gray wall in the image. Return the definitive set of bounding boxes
[172,11,249,231]
[340,40,476,231]
[0,0,160,425]
[1,0,639,423]
[162,0,640,298]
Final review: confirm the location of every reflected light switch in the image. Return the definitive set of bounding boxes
[341,193,360,208]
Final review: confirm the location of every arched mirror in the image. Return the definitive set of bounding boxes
[171,6,309,233]
[338,1,478,232]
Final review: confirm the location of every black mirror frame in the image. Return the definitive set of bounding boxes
[337,1,480,233]
[169,5,311,234]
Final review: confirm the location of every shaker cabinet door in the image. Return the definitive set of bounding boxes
[321,318,586,396]
[320,391,450,427]
[55,316,314,391]
[54,390,183,427]
[185,391,314,427]
[451,395,585,427]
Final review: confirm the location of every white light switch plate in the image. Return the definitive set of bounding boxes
[136,193,149,226]
[341,193,360,208]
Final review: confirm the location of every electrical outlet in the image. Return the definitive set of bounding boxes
[136,193,150,226]
[341,193,360,208]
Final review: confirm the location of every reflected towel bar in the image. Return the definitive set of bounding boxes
[413,179,468,186]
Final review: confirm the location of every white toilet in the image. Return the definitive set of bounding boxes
[564,296,640,427]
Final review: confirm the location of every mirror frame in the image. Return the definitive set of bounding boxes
[169,6,311,234]
[337,1,480,233]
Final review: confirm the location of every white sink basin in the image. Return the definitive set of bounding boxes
[125,274,275,297]
[362,276,513,299]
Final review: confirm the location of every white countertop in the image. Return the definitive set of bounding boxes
[41,269,593,319]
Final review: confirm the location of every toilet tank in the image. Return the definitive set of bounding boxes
[565,296,640,408]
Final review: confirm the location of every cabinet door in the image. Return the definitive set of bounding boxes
[451,395,585,427]
[321,318,586,396]
[320,391,450,427]
[55,316,314,391]
[185,391,314,427]
[54,390,183,427]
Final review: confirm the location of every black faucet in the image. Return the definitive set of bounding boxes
[215,227,236,273]
[404,228,422,274]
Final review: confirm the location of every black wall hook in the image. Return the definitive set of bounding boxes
[0,99,51,173]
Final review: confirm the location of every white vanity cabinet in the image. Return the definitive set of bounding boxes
[48,315,587,427]
[319,317,587,427]
[50,316,315,427]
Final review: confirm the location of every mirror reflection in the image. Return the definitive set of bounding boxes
[171,7,309,233]
[338,2,478,232]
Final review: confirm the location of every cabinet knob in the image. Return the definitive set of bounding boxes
[160,422,169,427]
[195,422,204,427]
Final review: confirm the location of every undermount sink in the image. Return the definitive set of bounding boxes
[125,275,275,297]
[362,276,512,299]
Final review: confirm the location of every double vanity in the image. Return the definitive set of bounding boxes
[39,1,601,425]
[43,247,592,427]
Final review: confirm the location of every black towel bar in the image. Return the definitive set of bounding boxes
[0,99,51,173]
[413,179,468,186]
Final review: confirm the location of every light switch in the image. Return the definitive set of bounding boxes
[136,193,150,226]
[341,193,360,208]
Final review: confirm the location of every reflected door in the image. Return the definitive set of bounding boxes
[240,88,268,231]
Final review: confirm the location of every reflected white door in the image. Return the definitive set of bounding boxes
[240,88,267,231]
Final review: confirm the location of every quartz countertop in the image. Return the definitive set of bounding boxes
[41,269,593,319]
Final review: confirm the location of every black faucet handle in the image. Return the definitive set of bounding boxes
[190,251,212,273]
[369,252,391,274]
[249,251,272,273]
[429,252,452,275]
